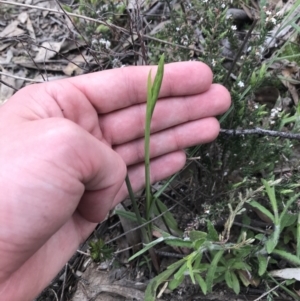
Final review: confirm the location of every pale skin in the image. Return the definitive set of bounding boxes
[0,61,230,300]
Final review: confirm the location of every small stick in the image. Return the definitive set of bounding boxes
[220,127,300,140]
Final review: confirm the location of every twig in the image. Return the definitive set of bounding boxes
[220,127,300,140]
[0,71,45,82]
[50,289,59,301]
[253,281,285,301]
[223,18,258,86]
[0,79,17,91]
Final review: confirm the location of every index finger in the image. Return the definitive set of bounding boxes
[67,61,213,113]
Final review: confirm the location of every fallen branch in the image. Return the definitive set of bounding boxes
[220,127,300,140]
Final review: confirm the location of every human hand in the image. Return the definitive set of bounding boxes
[0,62,230,300]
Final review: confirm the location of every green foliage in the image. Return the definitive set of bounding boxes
[89,239,113,262]
[71,0,300,298]
[138,181,300,299]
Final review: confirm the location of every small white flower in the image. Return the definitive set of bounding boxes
[266,10,272,15]
[176,27,180,31]
[237,81,244,88]
[203,0,208,2]
[270,120,275,125]
[221,3,225,8]
[212,59,216,67]
[223,171,228,176]
[254,104,259,109]
[231,25,237,30]
[271,17,277,25]
[247,46,252,52]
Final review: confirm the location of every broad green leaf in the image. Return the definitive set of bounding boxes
[257,254,268,276]
[280,213,297,229]
[145,259,185,301]
[231,261,251,271]
[225,270,233,289]
[195,274,207,295]
[189,230,207,242]
[169,274,184,290]
[231,272,240,295]
[249,200,274,222]
[174,262,188,280]
[207,220,219,241]
[165,238,193,248]
[194,238,206,250]
[206,250,224,293]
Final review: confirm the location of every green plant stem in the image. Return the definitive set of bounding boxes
[144,114,152,220]
[125,174,150,244]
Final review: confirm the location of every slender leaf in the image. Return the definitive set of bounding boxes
[279,193,300,225]
[195,274,207,295]
[262,179,278,222]
[145,259,185,301]
[272,249,300,266]
[129,237,164,261]
[266,225,280,254]
[249,200,274,222]
[165,238,193,248]
[169,274,185,290]
[150,54,165,115]
[206,250,225,293]
[154,198,182,235]
[297,212,300,258]
[225,270,233,289]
